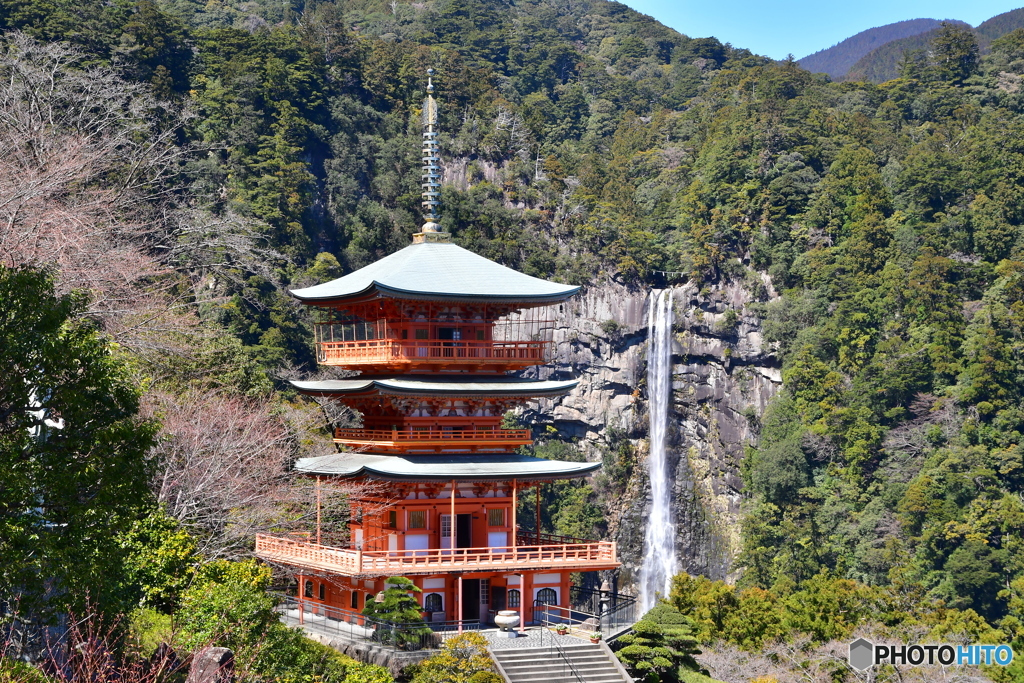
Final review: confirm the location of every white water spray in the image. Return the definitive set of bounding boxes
[640,289,676,613]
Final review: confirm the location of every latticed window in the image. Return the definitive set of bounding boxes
[388,510,397,528]
[537,588,557,605]
[440,514,451,539]
[318,583,326,600]
[304,580,313,598]
[409,510,427,529]
[480,579,490,605]
[507,589,521,608]
[424,593,442,612]
[487,508,505,526]
[351,591,359,609]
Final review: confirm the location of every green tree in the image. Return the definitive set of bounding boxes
[361,576,424,624]
[0,266,156,625]
[118,507,201,614]
[931,22,979,84]
[177,559,391,682]
[613,602,702,683]
[361,576,429,647]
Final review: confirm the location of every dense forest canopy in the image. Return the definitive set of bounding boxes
[3,0,1024,679]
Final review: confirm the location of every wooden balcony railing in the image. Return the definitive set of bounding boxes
[333,428,532,453]
[315,339,549,369]
[255,534,618,577]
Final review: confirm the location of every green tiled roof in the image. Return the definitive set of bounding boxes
[290,242,580,304]
[294,452,600,481]
[290,377,578,398]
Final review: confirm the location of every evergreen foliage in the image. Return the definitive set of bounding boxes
[613,602,703,683]
[118,507,201,613]
[177,559,392,682]
[0,265,157,623]
[360,576,431,648]
[360,576,425,624]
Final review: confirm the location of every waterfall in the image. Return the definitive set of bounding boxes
[640,289,676,613]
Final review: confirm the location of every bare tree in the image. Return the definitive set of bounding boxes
[0,33,192,326]
[145,389,296,558]
[144,389,380,558]
[697,628,994,683]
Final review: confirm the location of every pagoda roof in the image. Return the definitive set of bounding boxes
[290,376,578,398]
[294,452,600,482]
[290,241,580,305]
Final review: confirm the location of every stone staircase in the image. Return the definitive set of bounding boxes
[490,642,632,683]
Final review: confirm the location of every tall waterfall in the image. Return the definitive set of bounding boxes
[640,289,676,613]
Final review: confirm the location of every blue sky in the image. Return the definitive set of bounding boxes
[619,1,1024,60]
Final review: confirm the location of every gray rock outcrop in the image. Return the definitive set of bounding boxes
[186,647,234,683]
[522,278,781,586]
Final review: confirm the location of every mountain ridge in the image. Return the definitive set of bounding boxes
[798,18,945,78]
[800,7,1024,83]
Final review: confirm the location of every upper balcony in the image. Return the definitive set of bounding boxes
[312,307,556,374]
[333,427,532,453]
[315,338,550,374]
[255,534,618,577]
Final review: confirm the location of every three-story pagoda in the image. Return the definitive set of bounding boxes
[255,72,619,630]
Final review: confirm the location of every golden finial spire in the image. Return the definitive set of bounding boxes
[414,68,450,244]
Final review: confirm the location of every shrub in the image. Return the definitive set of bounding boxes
[411,633,497,683]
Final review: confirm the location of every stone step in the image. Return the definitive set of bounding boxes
[495,647,598,655]
[502,674,624,683]
[500,660,615,672]
[502,668,622,679]
[491,642,630,683]
[497,654,609,666]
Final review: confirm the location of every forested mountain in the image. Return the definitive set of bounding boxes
[844,20,972,83]
[809,7,1024,84]
[4,0,1024,680]
[798,18,944,78]
[979,7,1024,43]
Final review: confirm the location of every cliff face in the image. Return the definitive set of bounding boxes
[522,280,781,586]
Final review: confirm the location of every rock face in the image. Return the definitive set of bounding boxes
[522,279,781,586]
[186,647,234,683]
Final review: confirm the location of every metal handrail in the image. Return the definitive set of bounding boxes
[568,587,638,639]
[533,590,639,640]
[516,529,595,546]
[537,605,587,683]
[272,593,482,651]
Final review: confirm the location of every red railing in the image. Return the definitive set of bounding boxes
[315,339,549,366]
[334,428,531,442]
[256,535,362,574]
[255,534,618,576]
[332,427,533,452]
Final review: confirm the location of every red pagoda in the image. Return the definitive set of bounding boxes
[255,72,618,631]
